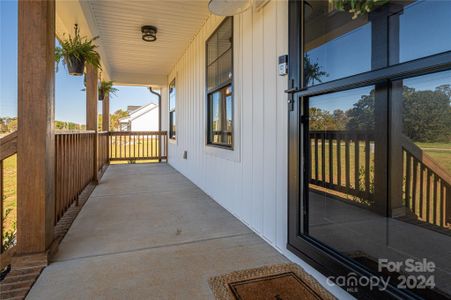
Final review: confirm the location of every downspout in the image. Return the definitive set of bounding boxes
[149,87,162,162]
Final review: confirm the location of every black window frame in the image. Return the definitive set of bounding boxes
[205,17,234,149]
[287,1,451,299]
[169,78,176,140]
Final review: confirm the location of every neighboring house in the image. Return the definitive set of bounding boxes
[118,103,159,131]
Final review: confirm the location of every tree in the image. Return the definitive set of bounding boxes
[6,118,17,133]
[346,90,375,131]
[309,108,349,131]
[110,109,129,131]
[332,109,349,130]
[402,87,451,142]
[304,54,328,86]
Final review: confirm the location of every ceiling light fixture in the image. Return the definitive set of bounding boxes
[141,25,157,42]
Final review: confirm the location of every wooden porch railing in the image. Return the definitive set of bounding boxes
[0,131,18,257]
[109,131,168,161]
[309,130,450,228]
[55,131,96,223]
[401,135,450,228]
[97,131,109,173]
[309,130,375,205]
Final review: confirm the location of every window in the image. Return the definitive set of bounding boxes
[206,17,233,148]
[169,79,176,140]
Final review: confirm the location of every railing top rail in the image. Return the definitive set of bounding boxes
[309,130,375,135]
[109,131,167,136]
[55,130,96,135]
[0,130,18,142]
[0,131,18,161]
[401,135,450,184]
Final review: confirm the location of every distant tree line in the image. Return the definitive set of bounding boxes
[1,109,129,134]
[0,117,17,133]
[309,84,451,143]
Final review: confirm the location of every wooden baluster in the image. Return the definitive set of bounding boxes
[365,137,370,199]
[0,160,3,253]
[419,165,424,220]
[314,134,319,181]
[309,136,313,181]
[329,133,333,186]
[441,183,446,227]
[412,158,418,215]
[354,134,360,192]
[433,174,438,225]
[405,153,411,209]
[151,134,154,159]
[345,134,350,193]
[54,136,58,224]
[447,183,451,227]
[337,135,341,189]
[426,169,431,223]
[321,133,325,183]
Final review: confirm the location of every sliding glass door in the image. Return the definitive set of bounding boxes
[288,1,451,299]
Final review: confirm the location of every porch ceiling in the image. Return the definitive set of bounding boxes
[64,0,211,86]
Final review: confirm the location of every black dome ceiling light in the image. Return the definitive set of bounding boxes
[141,25,157,42]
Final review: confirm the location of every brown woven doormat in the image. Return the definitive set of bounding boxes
[208,263,336,300]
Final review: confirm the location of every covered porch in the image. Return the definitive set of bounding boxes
[27,163,288,299]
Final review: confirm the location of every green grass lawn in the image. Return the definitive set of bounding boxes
[110,138,162,160]
[416,142,451,150]
[417,142,451,175]
[2,154,17,250]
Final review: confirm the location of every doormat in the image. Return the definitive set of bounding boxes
[208,263,335,300]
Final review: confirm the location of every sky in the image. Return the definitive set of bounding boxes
[2,0,450,123]
[1,0,157,125]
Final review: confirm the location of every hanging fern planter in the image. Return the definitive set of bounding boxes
[98,81,119,101]
[99,89,105,101]
[55,24,101,76]
[66,56,85,76]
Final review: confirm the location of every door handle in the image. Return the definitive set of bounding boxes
[284,87,300,94]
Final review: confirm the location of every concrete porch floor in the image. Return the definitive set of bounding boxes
[27,164,288,299]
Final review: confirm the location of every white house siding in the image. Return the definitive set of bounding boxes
[163,1,350,298]
[130,106,159,131]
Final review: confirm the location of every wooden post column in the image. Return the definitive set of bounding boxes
[17,0,55,254]
[102,93,110,164]
[86,64,98,131]
[86,64,98,182]
[102,93,110,131]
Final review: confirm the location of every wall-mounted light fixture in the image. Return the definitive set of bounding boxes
[141,25,157,42]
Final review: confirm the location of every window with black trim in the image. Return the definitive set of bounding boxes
[169,79,176,140]
[206,17,233,148]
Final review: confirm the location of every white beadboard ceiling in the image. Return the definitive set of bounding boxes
[78,0,211,86]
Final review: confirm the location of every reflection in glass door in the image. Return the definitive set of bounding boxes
[287,0,451,297]
[305,71,451,297]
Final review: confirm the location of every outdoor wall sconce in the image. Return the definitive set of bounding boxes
[141,25,158,42]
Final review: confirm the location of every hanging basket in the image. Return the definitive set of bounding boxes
[66,56,85,76]
[99,89,105,101]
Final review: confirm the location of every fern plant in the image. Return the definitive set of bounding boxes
[55,24,101,76]
[98,81,119,100]
[330,0,389,19]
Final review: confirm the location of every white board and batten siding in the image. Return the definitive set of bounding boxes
[161,1,351,298]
